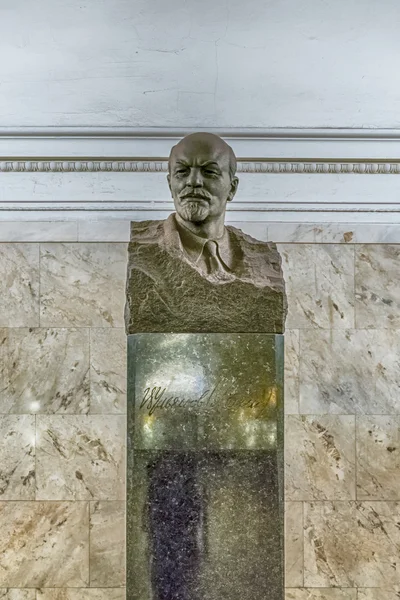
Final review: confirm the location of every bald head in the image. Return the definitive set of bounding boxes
[168,132,237,179]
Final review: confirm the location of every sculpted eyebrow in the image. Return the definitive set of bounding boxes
[201,162,221,169]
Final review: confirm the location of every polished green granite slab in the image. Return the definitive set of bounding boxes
[127,333,284,600]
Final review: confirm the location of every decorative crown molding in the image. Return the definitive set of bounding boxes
[1,128,400,222]
[1,159,400,174]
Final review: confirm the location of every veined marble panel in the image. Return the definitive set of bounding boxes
[0,328,89,414]
[317,224,400,244]
[357,416,400,500]
[270,223,400,244]
[285,502,304,587]
[285,415,356,501]
[285,590,357,600]
[89,501,125,587]
[36,416,125,501]
[358,588,400,600]
[269,224,318,243]
[299,329,400,414]
[284,329,300,414]
[304,501,400,587]
[0,501,89,587]
[40,243,127,327]
[278,244,354,329]
[37,590,126,600]
[0,591,36,600]
[90,328,126,414]
[355,245,400,329]
[0,416,35,500]
[0,244,39,327]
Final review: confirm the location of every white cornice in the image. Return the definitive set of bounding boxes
[1,127,400,161]
[0,128,400,222]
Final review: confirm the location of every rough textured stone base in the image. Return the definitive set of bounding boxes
[125,219,287,334]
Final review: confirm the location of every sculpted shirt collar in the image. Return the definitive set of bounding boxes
[169,213,234,270]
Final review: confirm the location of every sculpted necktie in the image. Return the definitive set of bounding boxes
[204,240,233,281]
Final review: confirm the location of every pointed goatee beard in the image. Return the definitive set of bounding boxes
[179,201,209,223]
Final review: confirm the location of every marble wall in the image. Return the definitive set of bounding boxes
[0,242,128,599]
[283,243,400,600]
[0,240,399,599]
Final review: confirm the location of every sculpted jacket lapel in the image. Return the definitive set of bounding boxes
[161,213,183,256]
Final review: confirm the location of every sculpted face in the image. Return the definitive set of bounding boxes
[168,133,239,226]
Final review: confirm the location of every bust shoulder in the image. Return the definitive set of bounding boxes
[130,219,165,244]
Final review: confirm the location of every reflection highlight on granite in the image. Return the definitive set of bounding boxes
[127,333,284,600]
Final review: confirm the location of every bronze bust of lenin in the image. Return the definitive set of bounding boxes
[125,132,287,333]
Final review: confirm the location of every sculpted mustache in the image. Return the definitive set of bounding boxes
[179,192,211,201]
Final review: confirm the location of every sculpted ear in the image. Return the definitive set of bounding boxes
[227,177,239,202]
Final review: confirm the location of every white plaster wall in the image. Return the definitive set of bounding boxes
[1,0,399,129]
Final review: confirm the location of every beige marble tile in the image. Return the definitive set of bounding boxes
[0,501,89,587]
[0,328,89,414]
[319,224,400,244]
[90,328,126,414]
[0,416,35,500]
[304,501,400,587]
[0,244,39,327]
[285,502,304,587]
[36,415,125,501]
[285,329,300,414]
[285,416,356,501]
[357,416,400,500]
[299,329,400,414]
[89,501,125,587]
[278,244,354,329]
[269,223,318,243]
[358,588,400,600]
[0,591,36,600]
[40,243,127,327]
[37,590,125,600]
[285,590,357,600]
[355,245,400,329]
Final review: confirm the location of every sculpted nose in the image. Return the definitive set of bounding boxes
[187,168,203,187]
